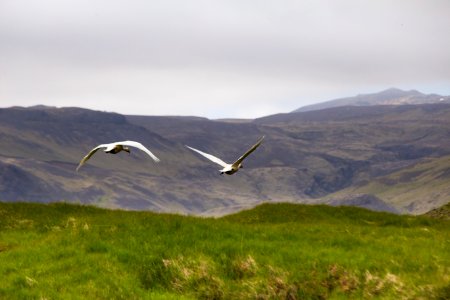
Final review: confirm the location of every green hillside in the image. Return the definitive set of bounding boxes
[425,202,450,220]
[330,155,450,214]
[0,202,448,299]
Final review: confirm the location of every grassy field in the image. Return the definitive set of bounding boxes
[0,202,449,299]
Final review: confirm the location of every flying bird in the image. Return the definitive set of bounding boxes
[186,136,264,175]
[76,140,160,171]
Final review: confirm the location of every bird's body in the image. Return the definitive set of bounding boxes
[186,136,264,175]
[104,144,129,154]
[76,140,160,171]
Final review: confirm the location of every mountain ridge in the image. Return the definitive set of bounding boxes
[293,88,450,113]
[1,100,449,215]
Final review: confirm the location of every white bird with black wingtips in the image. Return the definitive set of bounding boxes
[186,136,264,175]
[76,140,160,171]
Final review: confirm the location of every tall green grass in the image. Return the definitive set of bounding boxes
[0,202,449,299]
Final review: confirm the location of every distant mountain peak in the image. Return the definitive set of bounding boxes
[294,88,448,113]
[377,87,422,97]
[380,87,404,93]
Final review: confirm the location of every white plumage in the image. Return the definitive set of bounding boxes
[186,136,264,175]
[76,140,160,171]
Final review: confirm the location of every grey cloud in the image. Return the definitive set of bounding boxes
[1,0,449,118]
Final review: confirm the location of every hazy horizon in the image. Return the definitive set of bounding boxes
[1,0,449,118]
[2,86,449,119]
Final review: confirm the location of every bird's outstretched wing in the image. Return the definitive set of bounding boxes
[186,145,228,168]
[232,136,265,167]
[76,144,109,171]
[119,141,160,162]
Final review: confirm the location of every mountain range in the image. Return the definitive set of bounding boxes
[294,88,450,112]
[1,88,449,215]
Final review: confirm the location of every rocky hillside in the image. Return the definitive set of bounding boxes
[1,102,450,215]
[425,202,450,220]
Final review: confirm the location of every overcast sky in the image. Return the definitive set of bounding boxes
[1,0,449,118]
